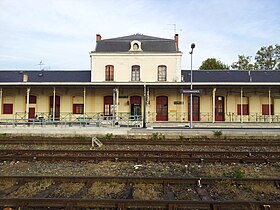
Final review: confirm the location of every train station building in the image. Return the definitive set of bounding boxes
[0,34,280,127]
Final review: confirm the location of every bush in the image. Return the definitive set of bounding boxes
[213,130,223,137]
[224,168,245,178]
[104,133,113,140]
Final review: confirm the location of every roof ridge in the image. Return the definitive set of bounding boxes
[101,34,174,42]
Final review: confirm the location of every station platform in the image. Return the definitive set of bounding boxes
[0,123,279,138]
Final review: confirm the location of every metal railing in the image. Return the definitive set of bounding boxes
[1,111,280,128]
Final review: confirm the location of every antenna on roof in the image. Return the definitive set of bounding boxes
[167,24,182,34]
[38,60,44,70]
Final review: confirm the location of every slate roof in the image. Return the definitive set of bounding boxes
[181,70,280,83]
[94,34,178,53]
[0,70,91,82]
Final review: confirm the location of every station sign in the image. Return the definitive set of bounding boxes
[180,89,201,94]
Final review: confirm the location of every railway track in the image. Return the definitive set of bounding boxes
[0,176,279,209]
[1,149,279,163]
[1,138,280,147]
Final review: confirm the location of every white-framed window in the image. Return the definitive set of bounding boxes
[158,65,167,81]
[105,65,114,81]
[131,65,140,81]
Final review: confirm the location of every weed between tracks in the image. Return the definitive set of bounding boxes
[210,180,280,201]
[86,181,125,199]
[8,179,53,198]
[133,184,162,200]
[50,182,84,198]
[0,179,16,192]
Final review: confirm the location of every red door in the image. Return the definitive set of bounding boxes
[188,96,200,121]
[104,96,113,116]
[156,96,168,121]
[28,108,36,119]
[215,96,225,121]
[50,96,60,120]
[262,104,274,115]
[130,96,141,116]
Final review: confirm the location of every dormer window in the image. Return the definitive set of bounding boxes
[133,43,139,51]
[130,40,142,51]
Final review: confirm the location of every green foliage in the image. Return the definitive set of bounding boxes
[151,132,165,140]
[188,138,196,144]
[213,130,223,137]
[224,168,245,178]
[104,133,113,140]
[255,44,279,70]
[199,58,229,70]
[151,132,159,140]
[231,55,255,70]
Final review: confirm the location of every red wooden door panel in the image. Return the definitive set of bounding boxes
[156,96,168,121]
[215,96,225,121]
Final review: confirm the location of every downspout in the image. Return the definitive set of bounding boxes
[241,88,243,123]
[83,87,86,115]
[269,88,271,123]
[26,88,31,119]
[212,88,216,123]
[53,87,56,121]
[0,88,2,120]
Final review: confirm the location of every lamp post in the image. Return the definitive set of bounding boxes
[189,43,195,129]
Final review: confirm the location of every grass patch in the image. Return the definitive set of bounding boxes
[87,181,125,199]
[133,184,162,200]
[213,130,223,138]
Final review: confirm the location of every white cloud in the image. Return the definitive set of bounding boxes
[0,0,279,69]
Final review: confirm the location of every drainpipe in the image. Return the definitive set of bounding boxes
[83,87,86,115]
[241,88,243,123]
[212,88,216,123]
[26,88,31,119]
[53,87,56,121]
[0,88,2,120]
[143,83,147,128]
[116,87,119,115]
[269,88,271,123]
[181,88,184,122]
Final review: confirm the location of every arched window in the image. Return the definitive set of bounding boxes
[131,65,140,81]
[105,65,114,81]
[158,65,167,81]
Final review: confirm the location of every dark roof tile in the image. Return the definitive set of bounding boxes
[181,70,280,83]
[0,70,91,82]
[95,34,177,53]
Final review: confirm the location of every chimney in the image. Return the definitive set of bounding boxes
[174,34,179,50]
[96,34,102,42]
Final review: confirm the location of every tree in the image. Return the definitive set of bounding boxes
[231,55,255,70]
[255,44,280,70]
[199,58,229,70]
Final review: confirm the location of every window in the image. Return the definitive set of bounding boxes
[73,104,84,114]
[158,65,167,81]
[262,104,274,115]
[3,104,13,114]
[26,95,37,104]
[105,65,114,81]
[131,65,140,81]
[237,104,249,115]
[133,43,139,50]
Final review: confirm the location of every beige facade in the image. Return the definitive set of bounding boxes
[0,85,279,124]
[90,53,182,82]
[1,34,279,126]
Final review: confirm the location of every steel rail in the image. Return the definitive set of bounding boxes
[1,149,280,159]
[0,175,279,185]
[1,139,280,146]
[0,154,279,163]
[0,198,279,209]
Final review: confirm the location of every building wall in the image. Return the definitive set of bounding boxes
[90,53,182,82]
[0,86,280,122]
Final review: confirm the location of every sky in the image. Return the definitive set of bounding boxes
[0,0,279,70]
